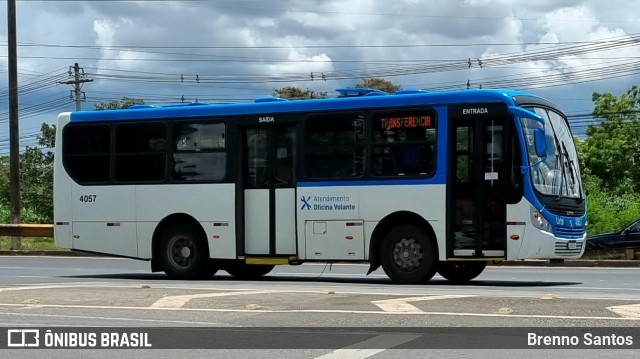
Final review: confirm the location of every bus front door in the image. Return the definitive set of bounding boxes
[448,106,508,258]
[241,126,297,256]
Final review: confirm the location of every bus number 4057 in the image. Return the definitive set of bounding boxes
[79,195,97,203]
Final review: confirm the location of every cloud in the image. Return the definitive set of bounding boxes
[0,0,639,139]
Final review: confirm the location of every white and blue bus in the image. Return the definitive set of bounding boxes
[54,88,586,284]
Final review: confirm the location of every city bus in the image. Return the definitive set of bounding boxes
[53,88,586,284]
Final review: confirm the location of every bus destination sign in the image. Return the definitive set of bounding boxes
[380,115,432,130]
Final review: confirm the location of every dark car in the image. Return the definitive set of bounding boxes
[585,219,640,251]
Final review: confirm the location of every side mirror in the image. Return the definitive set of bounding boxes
[534,129,547,159]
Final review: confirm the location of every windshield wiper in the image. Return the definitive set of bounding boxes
[562,142,583,201]
[545,121,566,200]
[555,149,568,201]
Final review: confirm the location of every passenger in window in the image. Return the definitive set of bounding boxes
[401,145,422,173]
[396,130,433,175]
[276,156,293,187]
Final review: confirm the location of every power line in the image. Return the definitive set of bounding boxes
[57,63,93,111]
[1,32,637,135]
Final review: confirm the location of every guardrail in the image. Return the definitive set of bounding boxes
[624,248,638,260]
[0,224,54,237]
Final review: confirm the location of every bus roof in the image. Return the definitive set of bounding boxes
[68,88,545,122]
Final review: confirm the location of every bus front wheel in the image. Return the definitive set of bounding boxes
[380,224,437,284]
[158,224,209,280]
[437,261,486,283]
[223,261,274,280]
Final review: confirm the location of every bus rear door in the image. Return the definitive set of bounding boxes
[239,125,297,256]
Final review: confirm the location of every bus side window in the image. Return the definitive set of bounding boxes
[396,143,433,175]
[172,123,227,182]
[304,113,365,179]
[63,125,111,183]
[371,111,436,177]
[114,123,167,182]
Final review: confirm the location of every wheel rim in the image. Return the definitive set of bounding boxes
[167,235,194,269]
[392,237,423,272]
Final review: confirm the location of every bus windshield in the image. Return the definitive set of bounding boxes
[521,107,583,200]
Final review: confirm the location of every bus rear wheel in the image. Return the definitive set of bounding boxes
[437,261,486,283]
[223,261,274,280]
[380,224,437,284]
[158,224,209,280]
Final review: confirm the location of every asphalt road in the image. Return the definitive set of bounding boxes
[0,256,639,358]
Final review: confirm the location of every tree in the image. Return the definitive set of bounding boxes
[20,123,56,223]
[273,78,402,100]
[582,85,640,194]
[578,85,640,234]
[274,87,327,100]
[0,123,56,223]
[95,97,144,110]
[354,77,402,93]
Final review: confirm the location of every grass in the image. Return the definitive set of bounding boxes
[0,237,67,251]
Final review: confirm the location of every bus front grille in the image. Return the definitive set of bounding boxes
[554,225,585,239]
[554,241,583,257]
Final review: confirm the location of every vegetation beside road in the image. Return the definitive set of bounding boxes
[0,237,61,251]
[576,85,640,234]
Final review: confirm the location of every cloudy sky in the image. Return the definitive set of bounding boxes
[1,0,640,152]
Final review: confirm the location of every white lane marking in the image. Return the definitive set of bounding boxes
[0,282,480,302]
[0,284,99,293]
[607,304,640,318]
[150,290,273,308]
[1,303,638,321]
[0,311,228,325]
[372,300,421,313]
[314,334,420,359]
[372,295,477,313]
[2,283,640,302]
[554,286,640,291]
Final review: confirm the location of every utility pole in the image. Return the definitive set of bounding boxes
[59,63,93,111]
[7,0,21,250]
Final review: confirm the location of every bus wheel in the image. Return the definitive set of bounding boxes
[380,224,437,284]
[437,261,486,284]
[224,261,274,280]
[158,224,209,280]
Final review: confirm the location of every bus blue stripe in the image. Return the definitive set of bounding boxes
[68,89,527,122]
[297,176,446,187]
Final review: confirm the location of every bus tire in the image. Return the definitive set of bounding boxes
[224,261,274,280]
[380,224,437,284]
[158,224,209,280]
[437,261,486,283]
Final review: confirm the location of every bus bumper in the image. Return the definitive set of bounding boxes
[515,225,586,260]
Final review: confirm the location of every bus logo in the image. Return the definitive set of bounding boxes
[7,329,40,347]
[259,116,274,123]
[300,196,311,210]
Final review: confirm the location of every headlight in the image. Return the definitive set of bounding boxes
[531,208,551,232]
